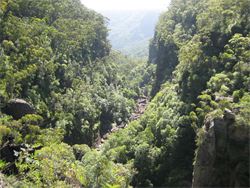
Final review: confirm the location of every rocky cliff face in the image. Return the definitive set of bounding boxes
[192,109,249,187]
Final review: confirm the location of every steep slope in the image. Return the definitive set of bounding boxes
[193,107,249,187]
[101,0,250,187]
[0,0,153,186]
[102,83,196,186]
[0,0,150,147]
[0,0,112,146]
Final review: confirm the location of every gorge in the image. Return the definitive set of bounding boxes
[0,0,249,187]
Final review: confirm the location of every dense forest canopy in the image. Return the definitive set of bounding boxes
[0,0,249,187]
[0,0,154,145]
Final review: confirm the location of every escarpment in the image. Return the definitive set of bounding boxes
[193,109,249,187]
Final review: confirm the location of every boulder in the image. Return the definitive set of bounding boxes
[1,99,35,120]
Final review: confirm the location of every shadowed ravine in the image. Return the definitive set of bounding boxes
[95,96,149,149]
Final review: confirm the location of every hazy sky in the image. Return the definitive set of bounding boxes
[80,0,171,11]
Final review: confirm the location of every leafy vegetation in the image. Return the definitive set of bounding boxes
[0,0,153,186]
[0,0,154,146]
[0,0,249,187]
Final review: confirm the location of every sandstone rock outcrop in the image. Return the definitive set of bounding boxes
[192,109,249,187]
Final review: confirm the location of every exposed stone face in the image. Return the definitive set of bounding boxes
[192,111,250,187]
[1,99,35,120]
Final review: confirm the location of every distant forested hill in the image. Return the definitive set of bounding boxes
[101,10,161,57]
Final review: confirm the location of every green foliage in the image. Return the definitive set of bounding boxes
[0,0,249,187]
[128,0,250,186]
[150,0,250,100]
[0,0,153,186]
[72,144,91,160]
[37,127,65,146]
[17,143,81,187]
[235,94,250,127]
[12,142,133,187]
[0,115,44,145]
[82,150,133,188]
[0,0,153,148]
[0,125,11,145]
[0,160,7,171]
[103,83,195,186]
